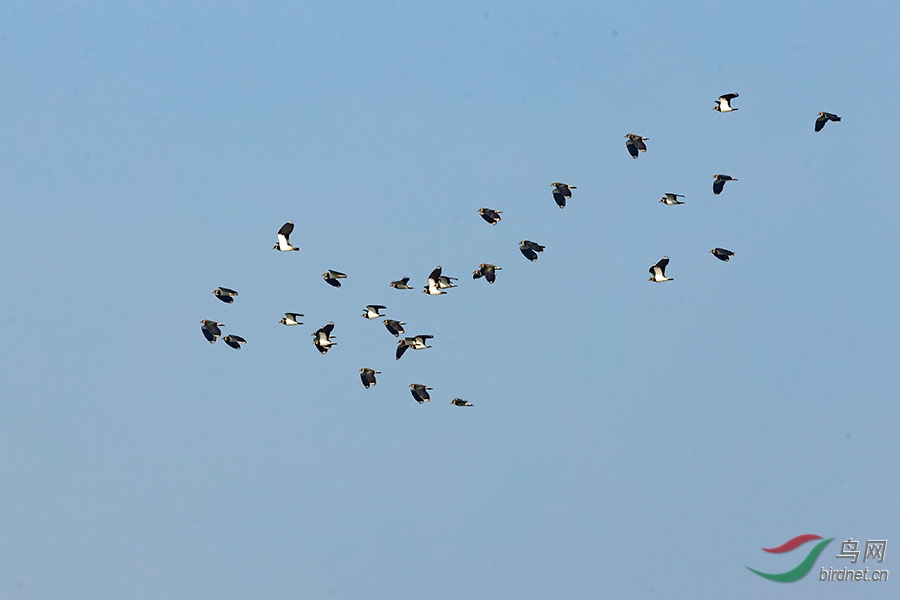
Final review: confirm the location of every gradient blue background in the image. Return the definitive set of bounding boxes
[1,2,897,598]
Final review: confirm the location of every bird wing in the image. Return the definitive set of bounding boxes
[201,326,217,343]
[713,179,725,195]
[218,287,238,295]
[278,222,294,237]
[634,138,647,152]
[552,189,566,207]
[626,139,639,158]
[520,247,538,262]
[396,343,409,360]
[321,322,335,335]
[428,266,442,282]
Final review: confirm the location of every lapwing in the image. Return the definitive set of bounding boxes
[519,240,545,262]
[438,275,458,289]
[212,287,238,303]
[360,368,380,389]
[383,318,405,337]
[390,277,413,290]
[714,93,739,112]
[223,335,247,350]
[710,248,734,262]
[410,383,432,404]
[396,334,433,360]
[323,270,347,288]
[648,257,674,282]
[551,182,575,209]
[815,111,841,132]
[451,398,473,407]
[713,174,738,195]
[312,322,336,355]
[362,305,387,319]
[659,193,685,205]
[625,134,649,158]
[423,266,447,295]
[280,312,303,326]
[473,263,501,284]
[273,221,300,251]
[200,320,224,344]
[478,208,502,225]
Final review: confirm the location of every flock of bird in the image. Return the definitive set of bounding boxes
[199,93,841,406]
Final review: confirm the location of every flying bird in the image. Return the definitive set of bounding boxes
[200,320,223,344]
[312,322,336,354]
[273,221,300,251]
[390,277,413,290]
[473,263,501,284]
[815,111,842,132]
[625,134,649,158]
[648,257,674,283]
[280,312,303,326]
[383,318,405,337]
[409,383,433,404]
[710,248,735,262]
[360,368,380,389]
[519,240,545,262]
[362,305,387,319]
[438,275,458,289]
[714,93,739,112]
[423,265,447,295]
[478,208,502,225]
[322,270,348,288]
[551,182,575,209]
[659,193,685,205]
[396,334,433,360]
[223,335,246,350]
[713,174,738,195]
[212,287,238,303]
[451,398,473,407]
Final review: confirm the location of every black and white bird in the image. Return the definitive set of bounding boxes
[423,266,447,295]
[473,263,501,284]
[312,322,336,355]
[659,193,685,205]
[383,318,405,337]
[713,174,738,195]
[362,305,387,319]
[212,287,239,303]
[273,221,300,251]
[396,334,433,360]
[223,335,247,350]
[519,240,545,262]
[551,182,576,209]
[322,270,347,288]
[280,312,303,326]
[360,368,380,389]
[815,112,841,132]
[648,257,674,283]
[478,207,502,225]
[409,383,432,404]
[438,275,458,289]
[710,248,735,262]
[451,398,473,407]
[390,277,413,290]
[625,134,649,158]
[200,320,224,344]
[714,93,739,112]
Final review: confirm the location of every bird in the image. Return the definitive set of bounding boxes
[362,305,387,319]
[815,111,841,132]
[280,312,303,326]
[312,322,336,354]
[223,335,247,350]
[551,182,575,209]
[713,174,738,195]
[212,287,238,303]
[438,275,458,289]
[396,334,433,360]
[200,320,224,344]
[273,221,300,251]
[478,208,502,225]
[395,339,411,360]
[659,193,685,205]
[473,263,501,284]
[423,266,447,295]
[360,368,380,389]
[648,257,674,282]
[625,134,649,158]
[383,318,405,337]
[451,398,473,407]
[409,383,432,404]
[323,270,347,287]
[519,240,545,262]
[390,277,413,290]
[710,248,734,262]
[714,93,739,112]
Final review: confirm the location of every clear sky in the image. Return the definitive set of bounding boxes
[1,2,897,598]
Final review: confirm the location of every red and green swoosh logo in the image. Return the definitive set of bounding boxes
[746,534,834,582]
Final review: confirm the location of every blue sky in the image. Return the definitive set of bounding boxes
[1,2,898,598]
